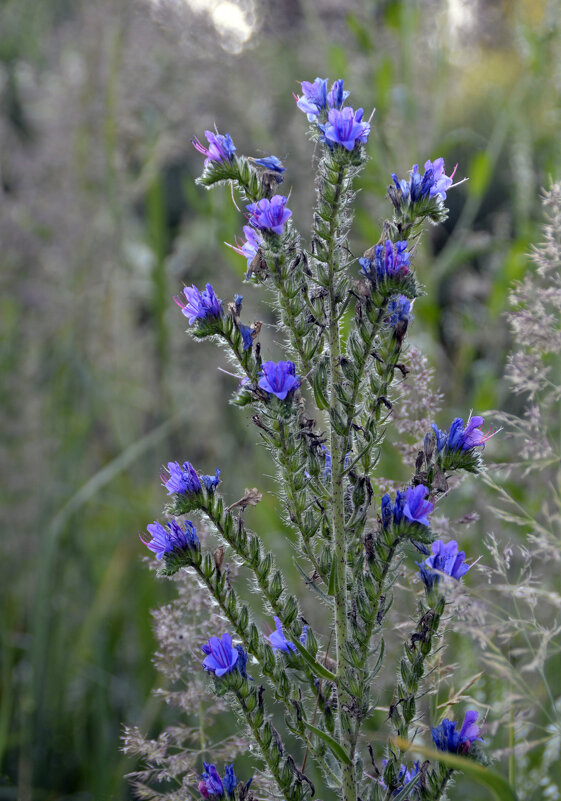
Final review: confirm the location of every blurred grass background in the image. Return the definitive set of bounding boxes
[1,0,561,798]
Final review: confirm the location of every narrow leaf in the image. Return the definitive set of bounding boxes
[304,722,351,766]
[291,638,337,682]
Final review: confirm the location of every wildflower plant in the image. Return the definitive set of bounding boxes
[130,78,504,801]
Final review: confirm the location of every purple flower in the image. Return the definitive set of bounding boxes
[201,633,239,677]
[140,519,199,561]
[199,763,224,798]
[327,79,349,109]
[199,763,242,799]
[200,469,221,492]
[295,78,350,120]
[392,158,458,203]
[266,617,307,653]
[295,77,328,120]
[222,765,237,796]
[359,240,411,282]
[239,324,254,351]
[174,284,222,325]
[380,490,406,527]
[381,493,393,527]
[387,295,412,326]
[418,539,470,589]
[266,616,296,653]
[192,131,236,166]
[226,225,261,273]
[432,710,483,754]
[253,155,285,173]
[380,760,420,794]
[403,485,434,527]
[258,360,301,400]
[431,423,448,453]
[246,196,292,235]
[447,414,498,451]
[161,461,202,496]
[319,106,370,151]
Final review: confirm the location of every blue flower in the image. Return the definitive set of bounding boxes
[403,485,434,527]
[431,423,448,453]
[253,155,286,173]
[246,196,292,235]
[258,360,301,400]
[449,414,498,451]
[393,490,406,523]
[192,131,236,166]
[381,490,407,527]
[161,461,202,496]
[266,617,307,653]
[295,77,328,120]
[380,760,420,795]
[200,469,221,492]
[222,764,237,796]
[239,324,254,351]
[295,78,350,120]
[392,158,457,203]
[359,240,411,282]
[381,493,393,528]
[234,294,243,312]
[319,106,370,151]
[199,763,224,798]
[201,633,240,677]
[387,295,412,326]
[432,710,483,754]
[227,225,261,270]
[199,763,243,799]
[418,539,471,589]
[327,78,349,109]
[174,284,222,325]
[266,616,296,653]
[140,519,199,561]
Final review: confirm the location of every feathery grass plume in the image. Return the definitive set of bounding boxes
[128,77,507,801]
[454,183,561,800]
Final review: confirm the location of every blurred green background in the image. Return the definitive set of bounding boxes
[1,0,561,798]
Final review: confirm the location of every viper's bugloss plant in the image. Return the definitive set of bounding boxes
[129,77,507,801]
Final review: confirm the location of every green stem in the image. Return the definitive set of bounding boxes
[194,564,330,778]
[234,692,294,801]
[324,162,356,801]
[278,421,326,583]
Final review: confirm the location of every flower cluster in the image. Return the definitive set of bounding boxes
[319,107,370,151]
[387,295,412,326]
[432,710,483,754]
[296,76,370,151]
[175,283,223,325]
[359,240,411,283]
[140,519,199,561]
[392,158,456,203]
[199,762,244,799]
[246,196,292,235]
[295,77,349,120]
[432,414,498,453]
[381,485,434,528]
[192,130,236,166]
